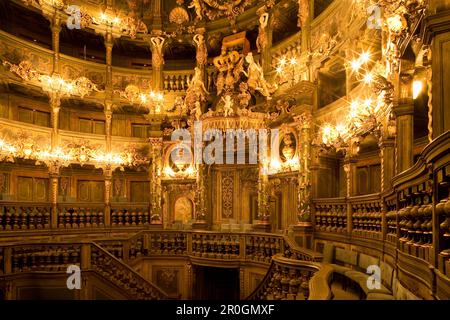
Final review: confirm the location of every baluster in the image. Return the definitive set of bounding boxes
[79,207,85,228]
[85,207,91,228]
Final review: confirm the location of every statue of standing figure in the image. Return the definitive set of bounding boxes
[193,33,208,68]
[256,11,269,53]
[150,36,165,70]
[185,67,209,108]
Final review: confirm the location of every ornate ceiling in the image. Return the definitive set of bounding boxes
[0,0,334,66]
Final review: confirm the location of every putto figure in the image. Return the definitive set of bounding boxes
[189,0,203,20]
[221,95,234,117]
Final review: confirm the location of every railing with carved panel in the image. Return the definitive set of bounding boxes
[247,254,332,300]
[0,202,52,231]
[0,242,168,299]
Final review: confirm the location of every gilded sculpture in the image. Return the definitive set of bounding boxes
[193,32,208,67]
[243,52,276,99]
[150,36,166,70]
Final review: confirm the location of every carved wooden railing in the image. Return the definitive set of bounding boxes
[392,132,450,273]
[313,198,347,234]
[89,243,167,300]
[247,254,332,300]
[349,195,383,240]
[96,230,322,266]
[0,242,168,300]
[0,202,160,232]
[110,204,151,227]
[312,131,450,298]
[0,202,51,231]
[58,203,105,229]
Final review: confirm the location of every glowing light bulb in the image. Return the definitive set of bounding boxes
[290,57,297,65]
[140,94,147,104]
[363,73,373,84]
[413,80,423,99]
[279,57,286,67]
[336,124,346,135]
[360,51,371,64]
[351,60,362,72]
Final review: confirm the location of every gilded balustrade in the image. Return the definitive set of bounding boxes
[162,70,194,92]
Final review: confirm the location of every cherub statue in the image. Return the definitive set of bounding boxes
[237,82,251,109]
[221,95,234,117]
[150,36,165,70]
[256,11,269,53]
[193,33,208,67]
[243,52,276,99]
[188,0,203,20]
[167,96,186,114]
[192,101,202,120]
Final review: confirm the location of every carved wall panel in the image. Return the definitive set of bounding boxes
[174,196,193,224]
[153,267,181,299]
[130,181,150,202]
[164,183,195,226]
[17,176,48,201]
[77,180,104,202]
[221,171,234,219]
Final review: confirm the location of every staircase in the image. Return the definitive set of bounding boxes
[0,242,168,300]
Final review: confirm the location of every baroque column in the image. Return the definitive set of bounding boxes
[149,137,163,224]
[192,158,208,230]
[393,73,414,173]
[292,113,313,248]
[343,138,359,234]
[50,15,62,74]
[254,129,270,232]
[425,0,450,138]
